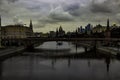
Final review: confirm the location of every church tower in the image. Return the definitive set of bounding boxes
[0,15,1,27]
[29,19,33,37]
[107,19,110,31]
[29,19,33,32]
[105,19,111,45]
[0,16,2,47]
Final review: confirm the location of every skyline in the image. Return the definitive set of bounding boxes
[0,0,120,32]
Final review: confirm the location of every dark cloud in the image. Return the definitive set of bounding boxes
[90,0,112,13]
[64,3,81,16]
[0,0,19,15]
[64,3,80,11]
[47,5,74,23]
[49,13,73,22]
[8,0,18,3]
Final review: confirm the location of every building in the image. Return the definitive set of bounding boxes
[34,32,43,37]
[104,19,111,45]
[85,24,93,35]
[49,31,56,38]
[0,16,2,47]
[104,19,111,38]
[77,26,85,34]
[0,18,33,39]
[56,26,65,37]
[92,24,106,33]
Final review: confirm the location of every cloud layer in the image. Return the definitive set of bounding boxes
[0,0,120,32]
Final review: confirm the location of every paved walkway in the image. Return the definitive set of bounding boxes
[0,47,25,57]
[97,47,119,56]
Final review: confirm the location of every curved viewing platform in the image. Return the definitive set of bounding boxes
[36,41,71,51]
[33,41,86,56]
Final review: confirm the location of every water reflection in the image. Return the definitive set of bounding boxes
[0,61,3,79]
[51,59,56,70]
[0,55,120,80]
[105,56,111,73]
[68,58,71,68]
[88,60,91,68]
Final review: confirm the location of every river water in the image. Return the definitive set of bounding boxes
[0,41,120,80]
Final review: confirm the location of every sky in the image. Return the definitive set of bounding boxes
[0,0,120,32]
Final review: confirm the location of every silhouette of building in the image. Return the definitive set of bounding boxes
[104,19,111,45]
[0,16,1,47]
[56,28,59,37]
[34,32,43,37]
[49,31,56,38]
[111,27,120,38]
[1,18,34,39]
[57,26,65,37]
[85,24,93,35]
[92,24,106,33]
[29,19,33,33]
[77,26,85,34]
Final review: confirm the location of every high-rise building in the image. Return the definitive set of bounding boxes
[85,24,93,35]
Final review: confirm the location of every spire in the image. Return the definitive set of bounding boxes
[59,25,63,32]
[56,27,58,31]
[29,19,33,31]
[56,28,59,38]
[30,20,33,29]
[107,19,110,30]
[0,15,1,27]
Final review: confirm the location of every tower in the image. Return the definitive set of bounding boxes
[0,16,1,27]
[29,19,33,32]
[59,25,63,32]
[105,19,111,45]
[56,28,58,38]
[0,16,1,47]
[29,19,33,37]
[107,19,110,31]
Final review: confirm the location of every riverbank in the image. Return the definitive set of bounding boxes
[97,47,119,57]
[0,46,25,60]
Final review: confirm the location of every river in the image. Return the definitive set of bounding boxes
[0,41,120,80]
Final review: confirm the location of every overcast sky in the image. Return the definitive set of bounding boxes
[0,0,120,32]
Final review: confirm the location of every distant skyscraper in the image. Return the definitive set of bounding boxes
[85,24,93,35]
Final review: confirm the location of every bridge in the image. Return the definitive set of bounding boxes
[20,37,120,41]
[1,37,120,51]
[0,37,120,62]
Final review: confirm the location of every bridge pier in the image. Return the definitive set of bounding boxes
[76,44,78,53]
[93,40,97,53]
[84,47,88,52]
